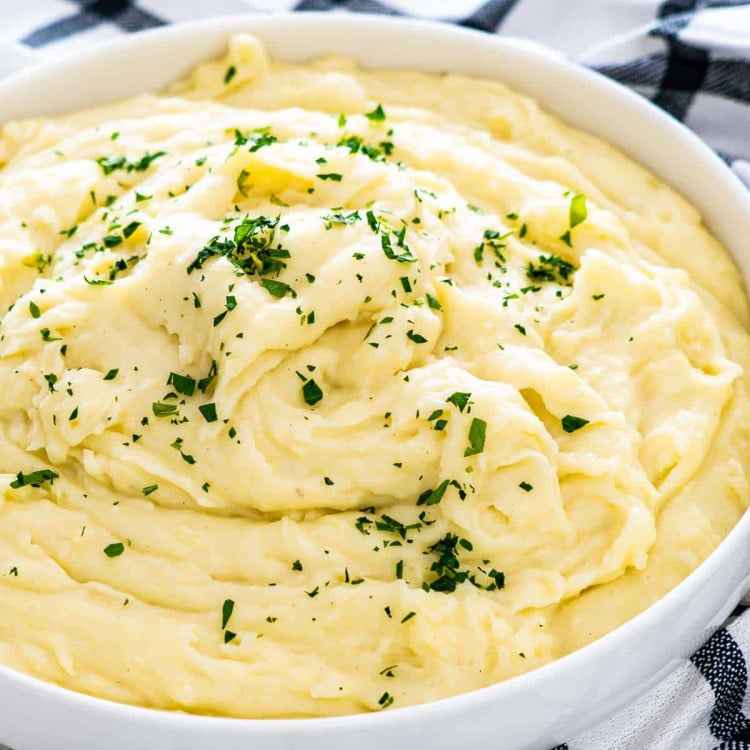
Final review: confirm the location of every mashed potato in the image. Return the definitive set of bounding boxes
[0,34,748,717]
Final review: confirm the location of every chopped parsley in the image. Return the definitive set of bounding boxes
[199,403,218,423]
[322,210,360,229]
[95,151,166,175]
[406,330,427,344]
[224,65,237,84]
[526,253,576,285]
[40,328,61,342]
[416,478,451,506]
[560,193,588,246]
[9,469,58,489]
[302,379,323,406]
[141,484,158,496]
[561,415,590,433]
[222,598,235,629]
[426,293,442,311]
[103,542,125,558]
[446,391,471,413]
[378,692,394,709]
[261,278,296,298]
[464,418,487,456]
[167,372,196,397]
[152,402,178,417]
[233,129,277,152]
[365,104,387,122]
[188,215,287,276]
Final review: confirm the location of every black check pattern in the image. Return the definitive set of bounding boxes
[3,1,750,749]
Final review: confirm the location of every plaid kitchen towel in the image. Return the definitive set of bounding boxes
[1,1,750,748]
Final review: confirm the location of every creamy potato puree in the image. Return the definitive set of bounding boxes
[0,35,749,718]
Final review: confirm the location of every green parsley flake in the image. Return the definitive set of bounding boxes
[261,278,296,298]
[447,391,471,413]
[9,469,58,489]
[365,104,387,122]
[167,372,196,397]
[142,484,158,496]
[464,418,487,456]
[222,598,235,629]
[570,193,588,228]
[199,403,218,423]
[378,692,394,709]
[152,402,178,417]
[561,415,590,433]
[95,151,166,175]
[302,379,323,406]
[103,542,125,558]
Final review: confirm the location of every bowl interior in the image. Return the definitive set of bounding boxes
[1,13,750,749]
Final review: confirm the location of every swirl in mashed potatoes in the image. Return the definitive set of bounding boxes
[0,35,749,717]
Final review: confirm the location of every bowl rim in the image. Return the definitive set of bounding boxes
[2,9,750,736]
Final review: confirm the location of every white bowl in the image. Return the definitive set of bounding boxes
[1,13,750,750]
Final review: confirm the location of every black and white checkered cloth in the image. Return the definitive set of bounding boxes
[1,2,750,748]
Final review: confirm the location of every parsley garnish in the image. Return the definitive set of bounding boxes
[365,104,387,122]
[416,478,451,506]
[261,278,296,298]
[302,379,323,406]
[222,598,235,629]
[224,65,237,84]
[142,484,158,496]
[103,368,119,381]
[9,469,58,489]
[152,402,178,417]
[561,415,589,433]
[560,193,588,246]
[199,403,218,423]
[317,173,343,181]
[103,542,125,558]
[322,210,360,229]
[446,392,471,413]
[167,372,196,397]
[95,151,166,175]
[464,418,487,456]
[29,301,40,319]
[378,692,394,709]
[40,328,60,343]
[232,129,277,152]
[526,253,576,284]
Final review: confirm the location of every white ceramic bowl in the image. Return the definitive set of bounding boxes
[1,13,750,750]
